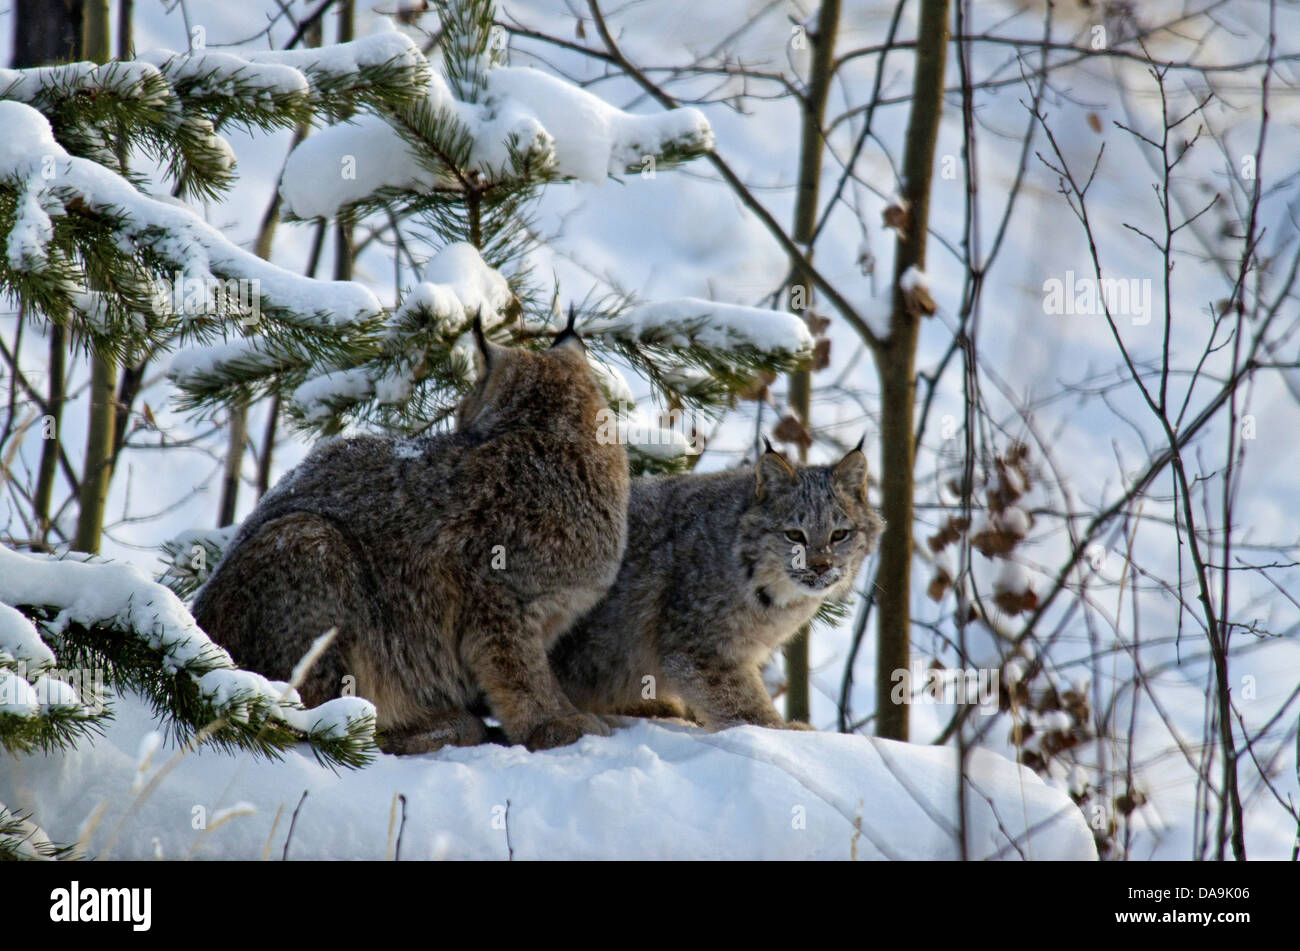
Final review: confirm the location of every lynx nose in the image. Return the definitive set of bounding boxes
[809,556,834,575]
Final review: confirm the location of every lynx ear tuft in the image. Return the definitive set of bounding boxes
[755,440,798,501]
[551,303,585,350]
[833,438,869,503]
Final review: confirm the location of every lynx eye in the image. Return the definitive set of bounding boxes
[830,529,851,543]
[784,530,806,545]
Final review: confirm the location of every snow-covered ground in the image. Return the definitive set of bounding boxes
[1,691,1095,860]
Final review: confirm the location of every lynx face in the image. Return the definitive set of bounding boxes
[746,446,884,600]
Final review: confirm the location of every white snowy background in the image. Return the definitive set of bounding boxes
[1,0,1297,859]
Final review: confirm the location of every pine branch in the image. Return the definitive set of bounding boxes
[0,545,377,769]
[0,803,75,860]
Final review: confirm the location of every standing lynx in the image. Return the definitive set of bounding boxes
[549,441,883,730]
[192,317,629,753]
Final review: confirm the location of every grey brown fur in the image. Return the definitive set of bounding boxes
[550,444,884,730]
[192,329,629,753]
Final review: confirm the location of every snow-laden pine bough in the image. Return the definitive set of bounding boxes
[0,9,809,477]
[0,544,377,769]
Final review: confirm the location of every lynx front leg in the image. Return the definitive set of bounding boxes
[662,651,792,731]
[462,605,610,751]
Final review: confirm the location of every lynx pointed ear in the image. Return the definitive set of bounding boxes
[833,437,869,503]
[551,303,585,351]
[755,441,798,501]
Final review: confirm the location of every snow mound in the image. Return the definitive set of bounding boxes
[0,692,1096,860]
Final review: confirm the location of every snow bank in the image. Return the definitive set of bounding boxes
[0,691,1096,860]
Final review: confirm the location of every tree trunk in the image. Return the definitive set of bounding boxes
[74,355,116,552]
[333,0,355,282]
[217,406,247,528]
[782,0,841,724]
[117,0,133,59]
[256,394,281,498]
[11,0,84,66]
[72,0,115,554]
[216,18,323,521]
[81,0,109,61]
[14,0,85,549]
[873,0,950,741]
[33,326,65,546]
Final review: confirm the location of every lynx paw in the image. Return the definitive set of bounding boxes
[524,712,611,751]
[781,720,817,732]
[380,712,488,754]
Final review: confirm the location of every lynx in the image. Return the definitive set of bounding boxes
[192,315,629,753]
[549,441,883,731]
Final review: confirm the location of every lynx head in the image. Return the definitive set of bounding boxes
[741,438,884,602]
[456,308,608,437]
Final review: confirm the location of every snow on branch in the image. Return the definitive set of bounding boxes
[0,803,68,860]
[167,337,297,392]
[405,239,518,332]
[584,298,813,357]
[244,30,428,101]
[141,31,429,124]
[163,332,331,414]
[287,242,517,425]
[579,299,813,423]
[0,59,167,109]
[484,67,714,180]
[279,63,713,219]
[0,100,382,328]
[0,544,377,766]
[0,35,429,204]
[136,48,310,115]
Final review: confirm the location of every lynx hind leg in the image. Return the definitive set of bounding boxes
[461,600,610,751]
[379,709,489,755]
[194,512,371,709]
